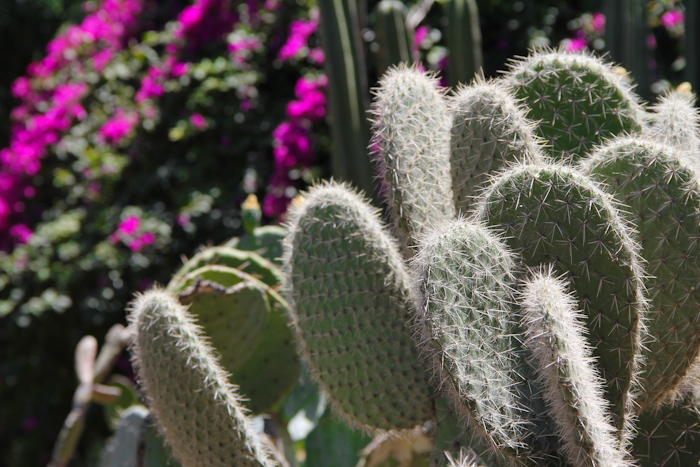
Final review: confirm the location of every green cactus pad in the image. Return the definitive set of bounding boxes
[179,280,270,376]
[168,246,283,293]
[225,225,287,265]
[475,163,646,442]
[100,405,149,467]
[175,265,300,414]
[414,219,529,457]
[632,402,700,466]
[648,90,700,158]
[505,49,644,163]
[520,269,630,467]
[371,64,455,253]
[128,288,276,467]
[583,137,700,407]
[283,181,435,432]
[232,290,300,414]
[450,77,544,214]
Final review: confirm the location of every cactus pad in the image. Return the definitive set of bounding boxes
[505,49,644,163]
[371,64,455,252]
[583,137,700,406]
[283,181,435,432]
[450,77,543,214]
[128,288,276,467]
[475,163,646,440]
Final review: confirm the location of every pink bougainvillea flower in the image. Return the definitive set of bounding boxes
[99,109,140,145]
[9,224,33,244]
[661,10,684,28]
[566,37,587,52]
[118,216,140,235]
[591,12,605,34]
[190,113,207,130]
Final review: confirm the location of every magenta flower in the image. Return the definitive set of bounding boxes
[99,109,139,145]
[661,10,684,28]
[591,12,605,34]
[9,224,33,244]
[566,37,587,52]
[190,113,207,130]
[118,216,140,235]
[278,17,319,61]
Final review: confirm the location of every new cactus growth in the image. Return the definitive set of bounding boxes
[520,269,630,467]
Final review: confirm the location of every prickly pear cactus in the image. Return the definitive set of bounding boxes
[583,136,700,408]
[371,64,455,253]
[505,49,645,162]
[475,163,647,442]
[128,288,277,467]
[283,181,436,432]
[450,77,543,214]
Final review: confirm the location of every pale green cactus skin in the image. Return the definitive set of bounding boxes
[371,64,455,254]
[128,288,277,467]
[282,181,436,432]
[450,77,544,214]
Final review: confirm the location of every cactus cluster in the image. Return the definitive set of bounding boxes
[122,48,700,467]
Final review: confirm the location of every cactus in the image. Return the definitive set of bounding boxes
[474,162,647,441]
[449,77,543,214]
[413,219,529,459]
[520,268,630,467]
[124,48,700,466]
[128,288,278,467]
[648,88,700,158]
[373,0,413,77]
[282,181,435,431]
[582,136,700,408]
[505,49,645,162]
[371,64,455,253]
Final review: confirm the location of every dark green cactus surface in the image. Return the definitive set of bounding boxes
[506,50,644,163]
[475,163,646,440]
[584,137,700,408]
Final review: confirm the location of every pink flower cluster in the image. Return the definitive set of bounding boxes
[278,11,324,63]
[0,0,145,243]
[264,75,328,217]
[175,0,238,47]
[109,216,156,251]
[660,10,684,29]
[99,109,140,145]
